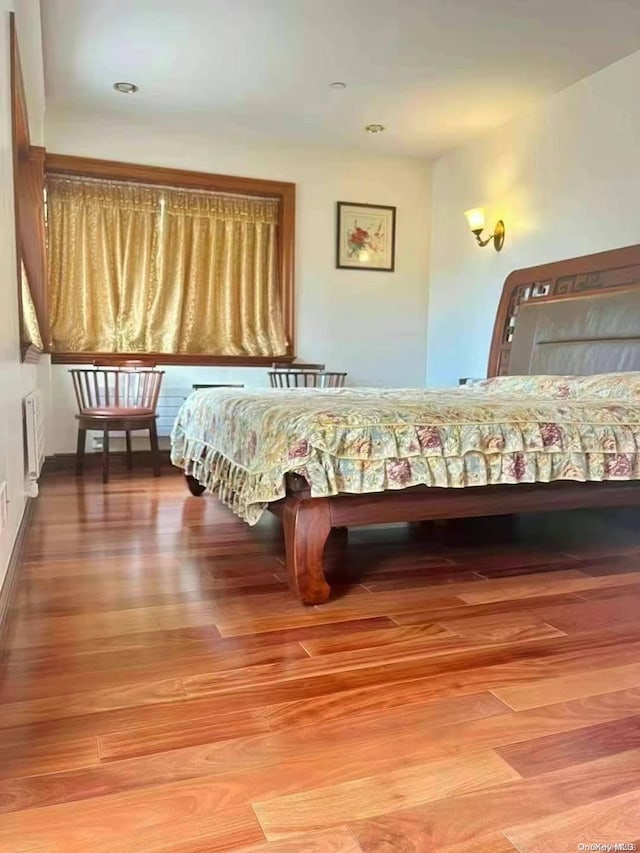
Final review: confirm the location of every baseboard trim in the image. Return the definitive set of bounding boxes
[0,497,35,659]
[42,449,173,476]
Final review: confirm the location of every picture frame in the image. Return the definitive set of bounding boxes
[336,201,396,272]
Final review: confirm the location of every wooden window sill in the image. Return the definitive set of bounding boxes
[50,352,295,367]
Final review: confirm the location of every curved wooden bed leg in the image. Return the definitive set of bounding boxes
[283,497,332,605]
[185,474,206,496]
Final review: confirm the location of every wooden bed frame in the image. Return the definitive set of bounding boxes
[186,243,640,604]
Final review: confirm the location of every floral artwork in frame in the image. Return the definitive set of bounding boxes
[336,202,396,271]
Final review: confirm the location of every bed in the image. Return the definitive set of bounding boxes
[171,243,640,604]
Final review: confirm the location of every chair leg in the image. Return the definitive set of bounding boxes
[75,428,86,476]
[125,431,133,470]
[102,429,110,485]
[149,420,161,477]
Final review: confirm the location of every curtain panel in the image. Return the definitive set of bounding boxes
[20,262,43,349]
[46,175,289,356]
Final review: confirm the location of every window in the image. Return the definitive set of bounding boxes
[45,156,296,366]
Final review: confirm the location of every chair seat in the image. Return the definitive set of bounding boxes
[80,406,155,418]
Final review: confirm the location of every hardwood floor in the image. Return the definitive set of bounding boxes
[1,470,640,852]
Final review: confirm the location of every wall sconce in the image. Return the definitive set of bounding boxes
[464,208,505,252]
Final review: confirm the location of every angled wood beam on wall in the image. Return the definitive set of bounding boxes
[10,13,48,360]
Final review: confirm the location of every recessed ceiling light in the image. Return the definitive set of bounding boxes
[113,81,139,94]
[365,123,385,133]
[329,81,347,89]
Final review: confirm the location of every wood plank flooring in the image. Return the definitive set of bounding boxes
[1,471,640,851]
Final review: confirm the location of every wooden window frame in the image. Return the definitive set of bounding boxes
[45,153,296,366]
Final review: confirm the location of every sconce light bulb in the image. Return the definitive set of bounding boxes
[464,207,486,233]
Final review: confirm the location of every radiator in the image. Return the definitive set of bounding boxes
[156,387,190,436]
[24,389,45,495]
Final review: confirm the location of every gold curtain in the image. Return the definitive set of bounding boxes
[20,261,43,349]
[47,177,157,352]
[47,175,288,356]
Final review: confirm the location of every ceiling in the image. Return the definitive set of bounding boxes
[40,0,640,158]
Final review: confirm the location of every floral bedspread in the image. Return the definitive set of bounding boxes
[170,375,640,524]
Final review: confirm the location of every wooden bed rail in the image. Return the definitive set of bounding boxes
[276,481,640,604]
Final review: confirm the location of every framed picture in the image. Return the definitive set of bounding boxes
[336,201,396,272]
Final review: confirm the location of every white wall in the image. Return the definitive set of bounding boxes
[427,48,640,387]
[45,114,432,453]
[0,1,44,588]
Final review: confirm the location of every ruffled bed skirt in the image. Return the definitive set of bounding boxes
[171,427,640,525]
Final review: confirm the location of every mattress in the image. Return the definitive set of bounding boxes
[170,374,640,524]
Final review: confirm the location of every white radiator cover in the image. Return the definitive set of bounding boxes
[156,387,190,437]
[24,389,45,495]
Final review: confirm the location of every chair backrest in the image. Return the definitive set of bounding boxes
[271,362,325,371]
[320,372,347,388]
[268,370,347,388]
[70,369,164,414]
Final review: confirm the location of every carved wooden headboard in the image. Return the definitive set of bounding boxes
[487,244,640,377]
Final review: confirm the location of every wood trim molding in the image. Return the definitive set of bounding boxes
[0,498,35,660]
[10,13,29,362]
[9,14,29,150]
[45,153,296,197]
[11,16,47,362]
[50,353,295,367]
[488,243,640,376]
[42,449,172,475]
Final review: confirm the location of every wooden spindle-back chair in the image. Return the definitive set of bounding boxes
[271,362,325,371]
[70,368,164,484]
[268,370,347,388]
